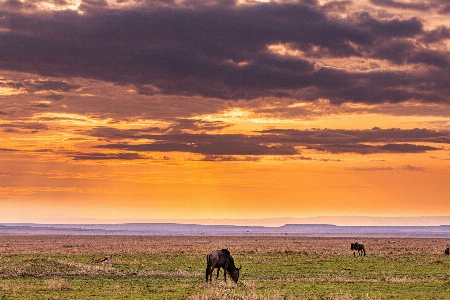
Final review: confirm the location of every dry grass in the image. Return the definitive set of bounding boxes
[0,278,73,293]
[0,235,449,299]
[188,281,289,300]
[0,235,448,256]
[45,278,74,290]
[0,281,35,293]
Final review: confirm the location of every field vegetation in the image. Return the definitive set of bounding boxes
[0,235,449,299]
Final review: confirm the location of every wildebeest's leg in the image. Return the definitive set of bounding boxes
[216,267,220,279]
[363,247,366,256]
[223,264,228,282]
[206,254,212,282]
[206,265,211,282]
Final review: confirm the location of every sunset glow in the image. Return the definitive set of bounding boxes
[1,0,450,225]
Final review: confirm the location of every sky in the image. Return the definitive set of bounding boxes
[1,0,450,225]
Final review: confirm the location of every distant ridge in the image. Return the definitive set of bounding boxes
[282,224,337,227]
[3,216,450,227]
[1,223,450,237]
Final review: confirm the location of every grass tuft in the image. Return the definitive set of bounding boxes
[45,278,74,291]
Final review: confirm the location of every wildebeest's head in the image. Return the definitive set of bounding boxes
[229,265,242,283]
[350,243,355,250]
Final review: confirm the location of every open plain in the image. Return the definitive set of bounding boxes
[0,235,449,299]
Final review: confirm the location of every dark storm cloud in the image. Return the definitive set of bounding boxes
[261,127,450,143]
[2,0,26,10]
[0,121,50,133]
[307,143,438,154]
[1,78,79,94]
[307,68,449,104]
[96,134,299,156]
[260,127,445,154]
[87,126,447,156]
[0,1,449,103]
[87,119,230,140]
[421,26,450,43]
[26,80,80,93]
[380,143,437,153]
[201,155,261,162]
[71,152,144,160]
[43,94,66,101]
[440,4,450,14]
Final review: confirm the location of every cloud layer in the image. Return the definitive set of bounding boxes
[1,0,449,103]
[85,126,446,159]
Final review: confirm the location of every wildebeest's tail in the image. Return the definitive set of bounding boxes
[362,246,366,256]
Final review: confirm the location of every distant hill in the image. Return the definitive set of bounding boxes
[10,216,450,227]
[1,223,450,237]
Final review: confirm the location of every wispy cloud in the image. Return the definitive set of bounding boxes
[401,164,426,171]
[345,166,394,171]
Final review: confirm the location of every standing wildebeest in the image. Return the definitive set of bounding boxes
[351,242,366,256]
[445,247,449,255]
[206,249,241,283]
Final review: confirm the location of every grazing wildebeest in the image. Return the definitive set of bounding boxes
[445,247,449,255]
[206,249,241,283]
[351,242,366,256]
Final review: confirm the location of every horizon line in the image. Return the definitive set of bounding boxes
[2,216,450,227]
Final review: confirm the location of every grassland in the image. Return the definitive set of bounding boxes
[0,235,449,299]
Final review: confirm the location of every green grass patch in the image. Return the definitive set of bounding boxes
[1,251,450,299]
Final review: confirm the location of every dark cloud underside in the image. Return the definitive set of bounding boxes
[0,1,449,103]
[88,127,447,157]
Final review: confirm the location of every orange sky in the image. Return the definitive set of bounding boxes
[1,0,450,225]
